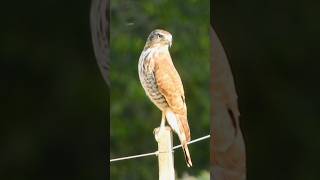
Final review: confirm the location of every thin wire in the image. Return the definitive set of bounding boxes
[173,134,210,150]
[110,134,210,163]
[110,151,158,162]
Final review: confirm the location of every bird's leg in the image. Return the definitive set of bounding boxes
[154,112,166,142]
[159,112,166,131]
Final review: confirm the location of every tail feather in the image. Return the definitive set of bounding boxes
[177,114,191,142]
[182,142,193,167]
[165,111,193,167]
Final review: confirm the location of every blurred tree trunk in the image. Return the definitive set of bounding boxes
[210,27,246,180]
[90,0,110,86]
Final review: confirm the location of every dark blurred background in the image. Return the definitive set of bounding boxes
[213,0,320,179]
[0,1,107,179]
[3,0,320,179]
[110,0,210,179]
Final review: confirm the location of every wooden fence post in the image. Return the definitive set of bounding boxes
[154,126,175,180]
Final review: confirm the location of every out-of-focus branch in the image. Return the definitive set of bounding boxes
[90,0,109,86]
[210,27,246,180]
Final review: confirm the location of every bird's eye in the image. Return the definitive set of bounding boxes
[157,34,163,38]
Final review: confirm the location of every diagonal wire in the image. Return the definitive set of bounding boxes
[172,134,210,150]
[110,134,210,163]
[110,151,158,162]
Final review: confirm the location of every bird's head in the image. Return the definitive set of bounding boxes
[144,29,172,49]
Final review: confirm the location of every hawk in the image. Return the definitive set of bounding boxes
[138,29,192,167]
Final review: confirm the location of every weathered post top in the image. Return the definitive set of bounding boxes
[154,126,175,180]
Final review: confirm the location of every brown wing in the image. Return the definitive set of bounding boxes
[154,53,191,141]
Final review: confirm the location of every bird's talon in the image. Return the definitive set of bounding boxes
[154,127,167,142]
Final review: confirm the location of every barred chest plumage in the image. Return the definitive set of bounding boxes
[138,47,169,110]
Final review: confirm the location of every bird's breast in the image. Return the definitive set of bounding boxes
[138,48,169,110]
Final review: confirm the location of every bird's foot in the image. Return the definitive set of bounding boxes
[154,126,166,142]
